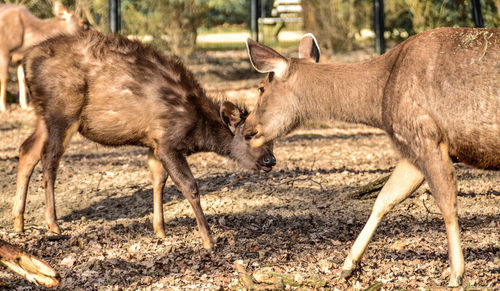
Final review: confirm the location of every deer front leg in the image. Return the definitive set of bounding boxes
[418,143,464,287]
[17,63,28,110]
[147,149,168,238]
[341,159,425,278]
[157,148,214,249]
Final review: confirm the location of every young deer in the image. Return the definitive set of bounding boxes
[13,30,275,249]
[244,28,499,286]
[0,1,87,112]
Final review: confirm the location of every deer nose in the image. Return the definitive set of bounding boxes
[261,154,276,167]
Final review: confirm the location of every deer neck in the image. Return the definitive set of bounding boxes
[195,119,233,156]
[186,97,233,156]
[22,18,68,48]
[291,48,400,129]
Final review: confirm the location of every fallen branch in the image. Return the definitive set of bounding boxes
[0,239,59,287]
[348,174,390,200]
[275,177,325,191]
[363,281,383,291]
[253,267,329,288]
[234,260,255,289]
[421,191,440,220]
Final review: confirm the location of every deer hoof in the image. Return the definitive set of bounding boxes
[202,237,215,250]
[340,257,357,279]
[448,274,463,287]
[155,231,167,239]
[48,223,61,234]
[13,217,24,232]
[340,268,354,279]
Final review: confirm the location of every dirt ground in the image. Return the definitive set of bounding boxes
[0,49,498,290]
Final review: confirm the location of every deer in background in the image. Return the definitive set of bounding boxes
[244,28,499,286]
[0,1,87,112]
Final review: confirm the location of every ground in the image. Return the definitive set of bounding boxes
[0,49,498,290]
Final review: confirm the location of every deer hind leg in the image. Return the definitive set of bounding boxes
[341,159,425,278]
[418,142,464,287]
[12,120,49,232]
[0,53,8,112]
[40,121,79,234]
[147,149,169,238]
[156,146,214,249]
[17,63,28,110]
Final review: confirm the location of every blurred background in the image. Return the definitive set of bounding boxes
[0,2,499,289]
[1,0,499,58]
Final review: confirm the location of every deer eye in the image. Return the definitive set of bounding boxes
[245,132,257,141]
[258,87,264,94]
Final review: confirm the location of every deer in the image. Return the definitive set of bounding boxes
[243,27,499,286]
[12,30,276,250]
[0,1,87,112]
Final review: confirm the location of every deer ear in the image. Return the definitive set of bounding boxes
[53,1,71,21]
[220,101,241,134]
[246,38,288,79]
[298,33,320,63]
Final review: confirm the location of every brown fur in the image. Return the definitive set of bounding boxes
[12,30,275,249]
[244,27,499,286]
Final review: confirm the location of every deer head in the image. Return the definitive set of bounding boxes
[220,101,275,171]
[52,1,88,32]
[243,34,321,148]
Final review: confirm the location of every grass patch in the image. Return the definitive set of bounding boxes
[198,25,248,35]
[196,40,299,52]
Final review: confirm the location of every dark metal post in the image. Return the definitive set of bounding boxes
[259,0,266,42]
[251,0,259,41]
[471,0,484,28]
[261,0,266,18]
[373,0,385,55]
[109,0,121,33]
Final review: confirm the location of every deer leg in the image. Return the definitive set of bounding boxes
[0,54,8,112]
[40,121,79,234]
[17,63,28,110]
[157,148,214,249]
[0,77,6,112]
[341,159,425,278]
[12,120,49,232]
[419,142,464,287]
[147,149,168,238]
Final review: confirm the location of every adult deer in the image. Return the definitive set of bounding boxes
[0,1,87,112]
[13,30,275,250]
[244,28,499,286]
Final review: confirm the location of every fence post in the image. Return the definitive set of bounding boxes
[109,0,121,33]
[251,0,260,41]
[373,0,386,55]
[471,0,484,28]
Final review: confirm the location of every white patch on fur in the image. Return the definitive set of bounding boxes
[272,60,288,79]
[175,106,186,113]
[299,33,321,59]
